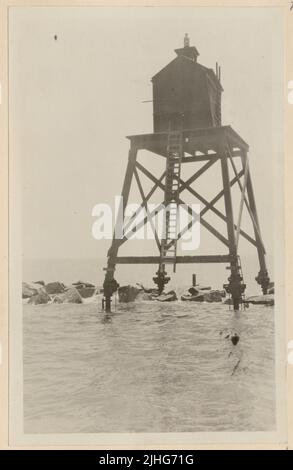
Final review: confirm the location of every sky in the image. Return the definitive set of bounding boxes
[9,7,284,285]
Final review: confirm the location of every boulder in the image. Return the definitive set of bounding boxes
[181,293,204,301]
[22,281,45,299]
[34,280,45,286]
[118,285,141,303]
[28,291,51,305]
[53,287,83,304]
[136,283,158,295]
[246,294,274,306]
[156,290,177,302]
[181,287,224,302]
[195,285,212,291]
[75,286,96,298]
[202,290,223,302]
[45,281,65,295]
[70,281,96,298]
[136,291,154,301]
[188,287,200,296]
[72,280,95,288]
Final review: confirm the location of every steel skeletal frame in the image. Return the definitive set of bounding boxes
[102,125,270,312]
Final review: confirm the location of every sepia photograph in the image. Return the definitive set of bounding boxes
[6,4,287,446]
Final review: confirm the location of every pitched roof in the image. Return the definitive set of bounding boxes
[151,53,223,92]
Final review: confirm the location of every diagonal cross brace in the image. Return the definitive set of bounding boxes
[119,160,245,249]
[178,198,230,248]
[165,175,257,250]
[133,167,161,251]
[226,145,265,253]
[123,169,166,233]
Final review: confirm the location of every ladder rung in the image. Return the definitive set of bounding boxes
[164,130,182,266]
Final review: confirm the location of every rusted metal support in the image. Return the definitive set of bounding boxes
[220,146,246,310]
[103,146,138,312]
[153,266,170,294]
[227,146,266,253]
[235,157,249,249]
[240,151,270,294]
[102,126,267,311]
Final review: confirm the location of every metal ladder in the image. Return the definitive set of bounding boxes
[160,129,184,272]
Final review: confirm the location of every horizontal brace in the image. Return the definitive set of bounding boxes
[115,255,233,264]
[182,151,243,163]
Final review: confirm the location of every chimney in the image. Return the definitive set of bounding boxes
[184,33,190,48]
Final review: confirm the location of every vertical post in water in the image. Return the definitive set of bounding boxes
[192,274,197,287]
[103,144,138,312]
[221,143,245,310]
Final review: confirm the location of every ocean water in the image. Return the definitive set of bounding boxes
[23,295,276,433]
